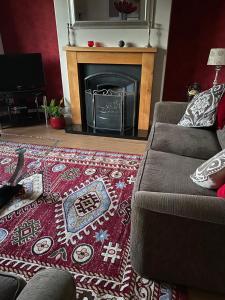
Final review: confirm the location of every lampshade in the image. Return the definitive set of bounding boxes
[207,48,225,66]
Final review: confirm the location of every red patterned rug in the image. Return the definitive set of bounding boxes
[0,142,187,300]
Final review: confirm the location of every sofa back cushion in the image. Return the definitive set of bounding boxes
[136,149,216,196]
[151,122,221,160]
[217,127,225,149]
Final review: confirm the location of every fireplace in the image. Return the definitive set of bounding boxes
[64,46,156,139]
[84,72,137,135]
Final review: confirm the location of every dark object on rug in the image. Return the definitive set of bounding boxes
[0,147,26,209]
[0,184,25,209]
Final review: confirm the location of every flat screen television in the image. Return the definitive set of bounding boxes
[0,53,45,92]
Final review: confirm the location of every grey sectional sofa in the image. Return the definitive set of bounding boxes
[1,268,75,300]
[131,101,225,294]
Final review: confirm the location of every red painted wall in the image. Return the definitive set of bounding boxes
[163,0,225,101]
[0,0,62,99]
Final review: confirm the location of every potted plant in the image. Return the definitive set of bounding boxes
[42,99,65,129]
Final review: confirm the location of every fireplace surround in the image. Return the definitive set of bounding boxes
[64,46,156,139]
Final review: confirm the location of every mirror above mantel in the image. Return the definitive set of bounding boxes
[68,0,155,29]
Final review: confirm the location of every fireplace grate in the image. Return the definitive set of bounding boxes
[84,72,137,135]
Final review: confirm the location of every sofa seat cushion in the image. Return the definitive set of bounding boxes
[136,150,216,196]
[151,122,221,160]
[217,127,225,149]
[0,271,26,300]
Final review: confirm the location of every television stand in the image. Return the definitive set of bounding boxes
[0,88,46,128]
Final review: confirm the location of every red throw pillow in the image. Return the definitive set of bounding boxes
[217,183,225,198]
[217,94,225,129]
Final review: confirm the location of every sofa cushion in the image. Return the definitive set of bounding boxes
[178,84,225,127]
[217,127,225,149]
[0,271,26,300]
[136,149,216,196]
[151,122,221,160]
[191,149,225,189]
[17,269,75,300]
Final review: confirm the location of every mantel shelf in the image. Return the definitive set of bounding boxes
[64,46,157,53]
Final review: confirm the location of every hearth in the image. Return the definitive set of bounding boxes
[84,72,137,135]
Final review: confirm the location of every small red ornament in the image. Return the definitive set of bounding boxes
[88,41,94,47]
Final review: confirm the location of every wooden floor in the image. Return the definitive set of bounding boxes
[1,125,225,300]
[1,125,147,154]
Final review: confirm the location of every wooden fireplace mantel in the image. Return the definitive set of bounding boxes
[64,46,157,131]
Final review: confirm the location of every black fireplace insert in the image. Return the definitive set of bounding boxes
[84,72,138,135]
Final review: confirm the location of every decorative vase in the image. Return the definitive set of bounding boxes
[50,117,65,129]
[114,1,137,21]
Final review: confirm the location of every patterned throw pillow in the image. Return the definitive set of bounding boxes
[178,84,225,127]
[190,149,225,189]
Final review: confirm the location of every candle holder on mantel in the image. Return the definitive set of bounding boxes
[146,23,152,48]
[146,0,157,48]
[67,23,75,46]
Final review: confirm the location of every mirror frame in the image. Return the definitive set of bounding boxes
[67,0,152,29]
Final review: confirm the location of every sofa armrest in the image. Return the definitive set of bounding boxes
[152,101,188,125]
[17,269,75,300]
[132,191,225,224]
[0,271,26,299]
[131,191,225,294]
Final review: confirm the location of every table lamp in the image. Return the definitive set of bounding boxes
[207,48,225,85]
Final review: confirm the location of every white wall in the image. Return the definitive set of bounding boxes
[53,0,172,115]
[54,0,70,106]
[0,34,4,54]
